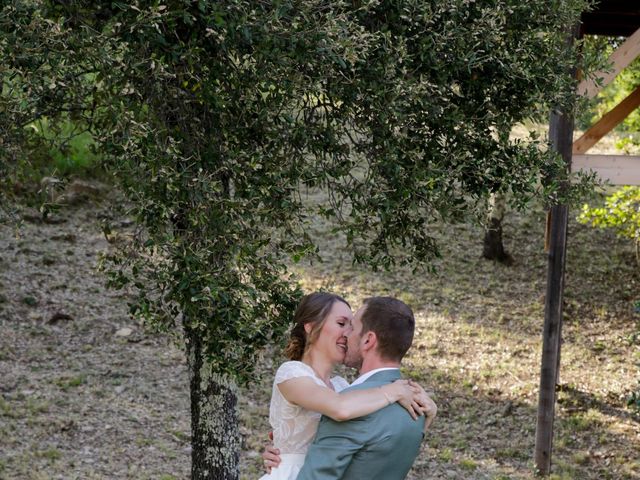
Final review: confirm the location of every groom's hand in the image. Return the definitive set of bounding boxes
[262,443,281,473]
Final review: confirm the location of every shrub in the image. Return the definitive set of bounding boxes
[578,186,640,263]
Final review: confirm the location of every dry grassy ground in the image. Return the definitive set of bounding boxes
[0,184,638,479]
[0,203,191,480]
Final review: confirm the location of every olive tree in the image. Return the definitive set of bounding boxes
[2,1,592,478]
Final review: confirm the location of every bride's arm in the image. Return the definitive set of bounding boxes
[277,377,420,422]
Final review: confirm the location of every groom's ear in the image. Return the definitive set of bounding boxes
[362,331,377,352]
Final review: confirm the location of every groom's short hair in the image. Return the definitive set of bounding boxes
[361,296,415,362]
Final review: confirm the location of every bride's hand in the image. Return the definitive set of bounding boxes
[382,379,421,420]
[408,380,438,431]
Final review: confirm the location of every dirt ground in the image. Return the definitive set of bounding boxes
[0,201,190,480]
[1,189,639,480]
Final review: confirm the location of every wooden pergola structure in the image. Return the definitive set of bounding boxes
[535,0,640,475]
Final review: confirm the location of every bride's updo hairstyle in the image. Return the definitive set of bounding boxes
[284,292,350,361]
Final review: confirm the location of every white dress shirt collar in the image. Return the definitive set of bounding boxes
[350,367,399,386]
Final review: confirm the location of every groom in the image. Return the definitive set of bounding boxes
[264,296,437,479]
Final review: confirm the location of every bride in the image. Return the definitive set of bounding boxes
[259,292,432,480]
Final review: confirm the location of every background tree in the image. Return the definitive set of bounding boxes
[482,192,513,263]
[2,0,594,478]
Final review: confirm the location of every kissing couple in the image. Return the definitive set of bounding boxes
[259,292,438,480]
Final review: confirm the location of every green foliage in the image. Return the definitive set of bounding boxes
[578,187,640,262]
[31,118,102,177]
[102,0,588,372]
[0,1,109,203]
[2,0,594,382]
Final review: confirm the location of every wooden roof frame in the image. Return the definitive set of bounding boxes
[569,2,640,187]
[580,0,640,37]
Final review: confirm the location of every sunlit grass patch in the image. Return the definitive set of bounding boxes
[35,448,62,462]
[0,396,18,418]
[438,447,454,462]
[549,459,579,479]
[622,459,640,476]
[549,472,576,480]
[571,451,590,465]
[561,408,603,432]
[495,446,529,462]
[25,398,50,415]
[53,375,86,391]
[459,457,478,471]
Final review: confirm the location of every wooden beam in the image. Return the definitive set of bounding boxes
[573,85,640,155]
[572,154,640,186]
[578,27,640,99]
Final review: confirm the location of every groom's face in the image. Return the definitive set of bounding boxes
[344,305,366,369]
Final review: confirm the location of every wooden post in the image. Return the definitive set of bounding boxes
[534,25,578,474]
[535,203,569,475]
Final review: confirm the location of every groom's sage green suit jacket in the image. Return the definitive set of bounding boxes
[296,369,425,480]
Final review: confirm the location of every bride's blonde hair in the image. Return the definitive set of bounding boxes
[284,292,350,361]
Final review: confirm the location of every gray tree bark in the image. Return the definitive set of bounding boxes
[186,328,240,480]
[482,193,513,264]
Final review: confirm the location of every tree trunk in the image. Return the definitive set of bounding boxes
[186,327,240,480]
[482,193,513,264]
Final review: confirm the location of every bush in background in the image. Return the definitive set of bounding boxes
[578,186,640,264]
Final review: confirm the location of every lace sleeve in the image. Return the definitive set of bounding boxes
[274,361,316,385]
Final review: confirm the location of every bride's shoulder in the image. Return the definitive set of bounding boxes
[276,360,308,371]
[274,360,313,383]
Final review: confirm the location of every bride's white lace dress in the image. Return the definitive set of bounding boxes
[258,361,349,480]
